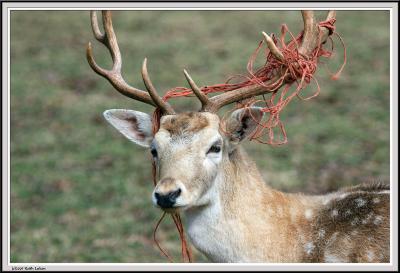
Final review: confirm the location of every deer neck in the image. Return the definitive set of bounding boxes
[183,146,306,262]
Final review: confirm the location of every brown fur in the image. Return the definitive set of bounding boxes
[124,116,145,140]
[157,177,179,193]
[162,112,209,136]
[222,147,390,262]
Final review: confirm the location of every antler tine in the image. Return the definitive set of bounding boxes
[101,10,122,72]
[326,10,336,21]
[87,10,173,110]
[90,11,105,42]
[87,11,122,75]
[142,58,175,114]
[262,32,284,62]
[298,10,318,56]
[298,10,336,56]
[206,10,336,112]
[183,69,214,111]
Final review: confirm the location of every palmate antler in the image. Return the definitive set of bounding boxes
[87,10,336,114]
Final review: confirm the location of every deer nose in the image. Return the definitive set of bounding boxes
[154,188,181,208]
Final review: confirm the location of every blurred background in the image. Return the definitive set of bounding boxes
[10,10,390,262]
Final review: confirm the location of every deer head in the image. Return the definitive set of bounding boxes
[87,10,336,213]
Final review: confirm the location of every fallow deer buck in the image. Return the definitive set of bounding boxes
[87,10,390,263]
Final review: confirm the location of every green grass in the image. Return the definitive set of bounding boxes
[10,10,390,262]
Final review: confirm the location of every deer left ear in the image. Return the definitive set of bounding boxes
[103,109,153,148]
[224,107,264,145]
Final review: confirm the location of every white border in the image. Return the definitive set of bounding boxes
[2,1,398,272]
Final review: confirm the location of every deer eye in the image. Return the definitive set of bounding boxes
[207,143,222,154]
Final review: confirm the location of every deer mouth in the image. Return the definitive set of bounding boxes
[160,205,188,214]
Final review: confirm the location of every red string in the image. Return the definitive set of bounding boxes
[153,211,174,262]
[151,170,193,263]
[156,18,345,145]
[150,17,346,262]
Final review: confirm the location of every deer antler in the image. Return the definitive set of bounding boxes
[86,10,175,114]
[299,10,336,56]
[88,10,336,115]
[183,10,336,112]
[183,69,214,111]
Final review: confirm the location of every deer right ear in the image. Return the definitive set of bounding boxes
[103,109,153,148]
[224,107,264,145]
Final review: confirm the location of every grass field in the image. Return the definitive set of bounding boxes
[10,10,390,263]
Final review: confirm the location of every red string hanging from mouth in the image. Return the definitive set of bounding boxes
[151,112,193,263]
[150,17,346,262]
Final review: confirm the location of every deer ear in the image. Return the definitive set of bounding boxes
[103,109,153,148]
[224,107,264,144]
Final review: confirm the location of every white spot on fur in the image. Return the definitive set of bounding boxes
[351,230,358,236]
[304,242,315,255]
[373,216,383,225]
[344,209,352,216]
[366,212,374,221]
[331,209,338,217]
[373,197,380,204]
[305,209,313,220]
[366,250,375,262]
[355,197,366,207]
[318,229,326,238]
